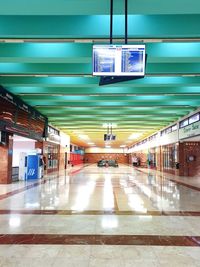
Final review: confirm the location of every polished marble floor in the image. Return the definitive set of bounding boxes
[0,164,200,266]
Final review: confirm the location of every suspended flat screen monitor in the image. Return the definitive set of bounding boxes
[93,44,145,76]
[104,134,116,141]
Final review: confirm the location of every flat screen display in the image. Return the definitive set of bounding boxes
[16,104,30,129]
[104,134,116,141]
[93,45,145,76]
[0,94,16,124]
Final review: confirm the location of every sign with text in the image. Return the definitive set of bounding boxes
[179,121,200,139]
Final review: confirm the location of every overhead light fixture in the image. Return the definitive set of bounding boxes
[34,75,49,77]
[143,39,163,43]
[120,145,126,148]
[105,145,111,148]
[4,39,24,43]
[102,123,117,128]
[128,133,142,140]
[78,134,90,140]
[181,74,196,77]
[88,142,95,145]
[74,39,93,43]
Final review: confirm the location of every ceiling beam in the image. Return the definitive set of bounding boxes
[1,76,200,87]
[0,15,200,39]
[1,0,200,15]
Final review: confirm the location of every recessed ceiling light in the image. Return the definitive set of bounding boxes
[74,39,93,43]
[34,75,49,77]
[102,123,117,128]
[78,134,89,140]
[143,39,163,43]
[128,133,142,140]
[4,39,24,43]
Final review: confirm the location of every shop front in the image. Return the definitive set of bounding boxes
[36,125,60,174]
[179,116,200,176]
[0,86,47,183]
[162,143,179,175]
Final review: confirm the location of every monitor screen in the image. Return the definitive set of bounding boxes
[104,134,116,141]
[0,94,16,124]
[93,45,145,76]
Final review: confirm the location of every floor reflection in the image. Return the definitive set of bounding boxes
[0,164,200,213]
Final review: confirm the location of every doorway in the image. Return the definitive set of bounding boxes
[64,152,68,169]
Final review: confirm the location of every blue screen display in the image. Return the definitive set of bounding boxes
[93,45,145,76]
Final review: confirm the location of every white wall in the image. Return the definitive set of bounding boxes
[160,131,179,146]
[60,132,70,153]
[12,136,36,167]
[130,130,178,153]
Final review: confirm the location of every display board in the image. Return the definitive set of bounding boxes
[0,86,48,140]
[93,45,145,76]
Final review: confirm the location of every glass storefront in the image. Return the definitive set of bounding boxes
[44,143,59,172]
[163,143,178,171]
[148,148,157,168]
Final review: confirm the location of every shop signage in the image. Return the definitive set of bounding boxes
[179,120,200,139]
[46,125,60,144]
[0,86,48,141]
[46,134,61,144]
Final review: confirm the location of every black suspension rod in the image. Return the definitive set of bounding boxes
[110,0,113,44]
[125,0,128,44]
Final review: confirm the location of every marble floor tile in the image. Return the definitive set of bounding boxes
[53,258,89,267]
[0,164,200,267]
[122,260,160,267]
[0,256,55,267]
[57,245,91,259]
[89,258,123,267]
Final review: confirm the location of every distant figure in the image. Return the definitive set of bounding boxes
[132,156,138,167]
[42,155,47,170]
[147,159,152,168]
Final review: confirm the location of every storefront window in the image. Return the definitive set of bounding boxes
[163,144,178,170]
[45,144,59,170]
[148,148,157,167]
[189,113,199,124]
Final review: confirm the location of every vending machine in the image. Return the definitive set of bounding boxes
[19,153,44,180]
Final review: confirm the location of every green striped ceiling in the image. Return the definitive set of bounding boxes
[0,0,200,147]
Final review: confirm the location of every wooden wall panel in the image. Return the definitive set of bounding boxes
[59,146,65,170]
[179,142,200,177]
[0,134,12,184]
[84,153,129,164]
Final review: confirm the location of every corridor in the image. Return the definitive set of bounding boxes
[0,164,200,266]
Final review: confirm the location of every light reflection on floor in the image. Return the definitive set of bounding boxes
[0,164,200,266]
